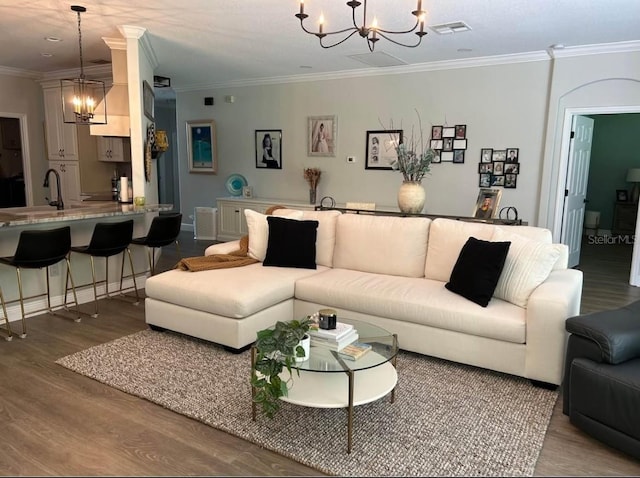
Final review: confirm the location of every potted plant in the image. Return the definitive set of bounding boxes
[251,317,312,418]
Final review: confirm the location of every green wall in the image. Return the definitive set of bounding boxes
[587,113,640,231]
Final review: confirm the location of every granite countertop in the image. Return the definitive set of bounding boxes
[0,202,173,227]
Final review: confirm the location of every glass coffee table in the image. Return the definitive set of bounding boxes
[251,318,399,453]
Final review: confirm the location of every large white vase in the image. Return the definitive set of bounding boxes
[397,181,426,214]
[295,334,310,362]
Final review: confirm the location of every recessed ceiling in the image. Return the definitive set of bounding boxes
[0,0,639,90]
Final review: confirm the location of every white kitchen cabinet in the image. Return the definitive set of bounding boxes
[216,197,315,242]
[47,160,81,204]
[97,136,131,162]
[43,87,78,161]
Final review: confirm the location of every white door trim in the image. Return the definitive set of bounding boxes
[554,105,640,285]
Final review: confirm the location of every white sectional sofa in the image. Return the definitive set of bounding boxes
[145,208,583,386]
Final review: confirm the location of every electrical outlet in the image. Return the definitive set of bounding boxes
[347,156,356,163]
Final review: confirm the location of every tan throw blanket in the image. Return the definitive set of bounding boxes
[175,205,287,272]
[175,235,258,272]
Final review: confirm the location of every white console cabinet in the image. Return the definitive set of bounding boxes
[216,197,315,242]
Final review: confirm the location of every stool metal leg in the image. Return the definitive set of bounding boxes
[126,247,140,305]
[64,256,81,322]
[15,268,27,338]
[90,256,99,318]
[0,287,13,341]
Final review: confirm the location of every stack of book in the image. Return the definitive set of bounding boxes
[309,322,358,351]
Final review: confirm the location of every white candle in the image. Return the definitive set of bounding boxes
[120,177,129,202]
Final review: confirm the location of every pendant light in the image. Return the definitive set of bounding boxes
[61,5,107,125]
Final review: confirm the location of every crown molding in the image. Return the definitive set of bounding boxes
[550,40,640,58]
[39,64,113,81]
[0,66,42,80]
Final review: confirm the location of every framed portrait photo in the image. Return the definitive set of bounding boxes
[308,115,337,157]
[505,174,518,189]
[480,148,493,163]
[186,119,217,174]
[506,148,519,163]
[431,126,443,139]
[479,173,492,187]
[455,125,466,139]
[473,188,502,219]
[365,129,402,170]
[255,130,282,169]
[143,80,155,121]
[453,150,465,163]
[442,126,455,138]
[492,149,506,162]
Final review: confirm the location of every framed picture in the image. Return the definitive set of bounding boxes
[440,151,454,162]
[506,148,519,163]
[617,189,629,202]
[186,119,217,174]
[365,129,402,170]
[504,162,520,174]
[492,149,506,162]
[308,115,336,157]
[442,127,455,138]
[431,125,443,139]
[480,148,493,163]
[493,161,505,175]
[455,125,466,139]
[242,186,254,198]
[430,139,443,150]
[473,188,502,219]
[143,80,155,121]
[505,174,518,189]
[255,130,282,169]
[432,153,442,164]
[479,173,492,187]
[491,175,505,187]
[453,139,467,150]
[453,150,465,163]
[443,138,453,151]
[479,162,493,173]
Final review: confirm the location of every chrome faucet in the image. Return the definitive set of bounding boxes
[43,168,64,210]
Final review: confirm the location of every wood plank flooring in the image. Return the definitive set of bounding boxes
[0,232,638,476]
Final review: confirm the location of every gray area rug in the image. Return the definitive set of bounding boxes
[56,330,558,477]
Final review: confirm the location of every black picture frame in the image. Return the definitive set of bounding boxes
[453,150,465,163]
[365,129,402,170]
[455,124,466,139]
[506,148,519,163]
[479,173,491,187]
[143,80,155,121]
[255,130,282,169]
[617,189,629,202]
[431,125,443,139]
[479,162,493,173]
[505,173,518,188]
[480,148,493,163]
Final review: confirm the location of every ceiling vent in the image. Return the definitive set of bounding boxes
[429,21,472,35]
[348,51,408,68]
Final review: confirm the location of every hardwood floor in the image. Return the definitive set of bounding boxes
[0,231,638,476]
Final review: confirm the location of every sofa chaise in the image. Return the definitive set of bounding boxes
[145,207,583,386]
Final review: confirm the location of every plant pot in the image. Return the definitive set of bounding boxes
[397,180,425,214]
[295,334,311,362]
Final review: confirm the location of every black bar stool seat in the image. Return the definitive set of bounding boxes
[0,226,80,338]
[130,212,182,275]
[66,219,139,318]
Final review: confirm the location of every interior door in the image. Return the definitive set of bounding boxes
[561,115,594,268]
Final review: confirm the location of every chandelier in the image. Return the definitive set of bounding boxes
[61,5,107,125]
[295,0,427,52]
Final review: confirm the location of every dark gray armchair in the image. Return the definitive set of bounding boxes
[563,300,640,460]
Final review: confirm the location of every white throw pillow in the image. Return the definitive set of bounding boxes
[491,228,562,307]
[244,209,303,261]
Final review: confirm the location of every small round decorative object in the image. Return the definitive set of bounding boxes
[225,174,248,196]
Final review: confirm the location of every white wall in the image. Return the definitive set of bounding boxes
[176,60,551,225]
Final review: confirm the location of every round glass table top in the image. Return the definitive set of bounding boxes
[294,317,398,373]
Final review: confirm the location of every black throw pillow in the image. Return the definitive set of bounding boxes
[263,216,319,269]
[445,237,511,307]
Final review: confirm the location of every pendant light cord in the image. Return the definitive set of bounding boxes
[76,9,85,80]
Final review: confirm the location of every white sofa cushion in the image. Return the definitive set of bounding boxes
[424,219,497,282]
[273,208,341,267]
[295,268,526,343]
[332,214,431,278]
[145,263,326,318]
[245,209,303,261]
[491,228,562,307]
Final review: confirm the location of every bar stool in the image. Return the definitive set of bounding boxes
[66,219,139,318]
[130,212,182,275]
[0,287,12,340]
[0,226,80,338]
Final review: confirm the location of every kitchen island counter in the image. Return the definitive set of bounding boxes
[0,203,172,227]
